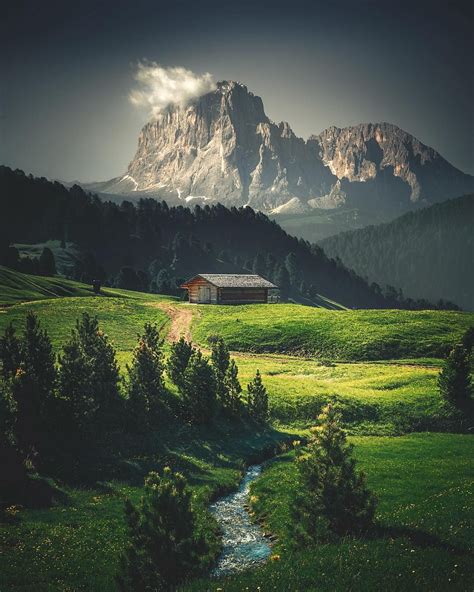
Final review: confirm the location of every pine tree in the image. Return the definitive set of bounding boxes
[58,313,120,430]
[167,337,194,391]
[438,344,472,408]
[275,264,291,301]
[0,324,21,380]
[293,404,376,543]
[22,312,56,402]
[247,370,268,422]
[252,253,266,276]
[182,351,216,423]
[224,359,242,414]
[210,337,230,407]
[38,247,56,276]
[155,269,174,295]
[9,313,56,462]
[126,323,166,430]
[0,379,28,502]
[117,468,211,591]
[285,252,300,286]
[461,326,474,353]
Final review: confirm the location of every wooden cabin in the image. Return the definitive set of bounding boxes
[181,274,279,304]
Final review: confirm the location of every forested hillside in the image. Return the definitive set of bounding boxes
[320,194,474,310]
[1,166,451,310]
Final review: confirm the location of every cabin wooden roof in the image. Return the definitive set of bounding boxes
[182,274,278,289]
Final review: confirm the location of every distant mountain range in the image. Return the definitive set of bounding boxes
[320,194,474,310]
[85,81,474,222]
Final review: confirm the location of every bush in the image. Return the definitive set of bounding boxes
[117,468,212,591]
[438,345,472,410]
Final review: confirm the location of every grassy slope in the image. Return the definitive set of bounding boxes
[192,303,474,360]
[0,277,175,366]
[0,420,290,592]
[0,288,473,590]
[186,434,474,591]
[0,265,101,305]
[234,353,443,431]
[14,240,81,275]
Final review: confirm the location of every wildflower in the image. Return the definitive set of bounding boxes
[270,554,281,561]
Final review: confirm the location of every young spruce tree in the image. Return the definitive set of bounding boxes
[58,312,120,431]
[247,370,268,423]
[117,468,211,591]
[10,313,56,463]
[0,324,21,380]
[438,344,472,409]
[224,359,242,415]
[182,351,216,423]
[293,403,376,543]
[167,337,194,391]
[126,323,166,430]
[210,337,230,408]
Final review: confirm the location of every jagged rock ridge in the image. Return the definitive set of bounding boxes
[97,81,474,214]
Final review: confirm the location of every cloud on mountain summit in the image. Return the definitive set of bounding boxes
[129,62,216,116]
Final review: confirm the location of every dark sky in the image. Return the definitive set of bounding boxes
[1,0,472,181]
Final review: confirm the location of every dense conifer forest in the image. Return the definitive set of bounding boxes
[320,194,474,310]
[0,166,458,310]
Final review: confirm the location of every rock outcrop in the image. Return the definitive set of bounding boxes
[98,81,474,215]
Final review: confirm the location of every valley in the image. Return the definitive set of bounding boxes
[0,274,472,591]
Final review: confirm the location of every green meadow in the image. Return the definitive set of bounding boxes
[0,271,473,591]
[192,303,474,360]
[186,433,474,591]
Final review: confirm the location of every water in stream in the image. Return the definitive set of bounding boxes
[210,465,272,577]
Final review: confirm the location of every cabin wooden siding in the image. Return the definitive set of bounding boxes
[219,288,267,304]
[186,277,218,304]
[182,274,279,304]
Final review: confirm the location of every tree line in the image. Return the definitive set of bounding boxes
[320,193,474,310]
[0,313,268,501]
[0,165,456,310]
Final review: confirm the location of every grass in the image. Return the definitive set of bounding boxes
[234,353,448,431]
[14,240,81,275]
[192,303,474,360]
[185,433,474,591]
[0,265,102,305]
[0,285,472,590]
[0,421,291,592]
[0,284,175,368]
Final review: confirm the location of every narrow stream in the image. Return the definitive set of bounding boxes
[210,465,272,577]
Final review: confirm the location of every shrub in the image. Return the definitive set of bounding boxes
[438,344,472,410]
[117,468,211,591]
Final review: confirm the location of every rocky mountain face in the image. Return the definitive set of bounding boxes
[97,81,474,215]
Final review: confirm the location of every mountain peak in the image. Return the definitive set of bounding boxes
[99,82,473,214]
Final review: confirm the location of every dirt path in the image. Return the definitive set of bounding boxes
[157,303,196,342]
